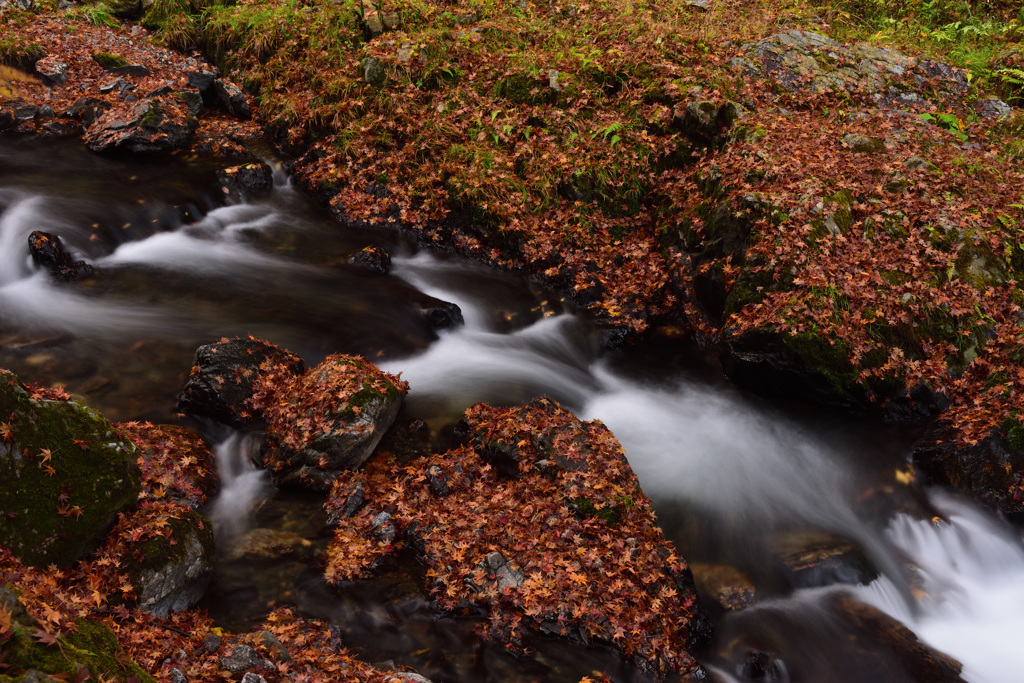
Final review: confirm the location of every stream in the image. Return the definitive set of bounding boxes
[1,137,1022,683]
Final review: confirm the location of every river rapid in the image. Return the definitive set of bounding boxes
[1,138,1022,683]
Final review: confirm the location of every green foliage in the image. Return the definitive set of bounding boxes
[0,37,43,70]
[65,3,121,27]
[816,0,1019,88]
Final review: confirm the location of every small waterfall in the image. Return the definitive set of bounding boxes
[0,196,41,285]
[856,494,1024,683]
[209,433,268,541]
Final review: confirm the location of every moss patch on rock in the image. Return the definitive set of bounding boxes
[0,370,141,567]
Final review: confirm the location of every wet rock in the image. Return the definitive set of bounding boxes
[771,530,877,588]
[33,56,67,85]
[0,370,141,567]
[420,296,464,330]
[425,464,449,496]
[67,96,112,126]
[325,475,366,523]
[128,510,215,617]
[187,69,217,94]
[484,551,525,591]
[225,528,313,561]
[719,328,865,410]
[347,245,392,274]
[371,510,397,544]
[690,563,757,611]
[716,591,965,683]
[213,78,250,119]
[217,162,274,203]
[219,644,270,674]
[913,423,1024,517]
[178,336,307,430]
[739,650,788,681]
[84,96,197,154]
[168,669,188,683]
[241,673,268,683]
[258,354,406,490]
[27,230,94,282]
[385,673,433,683]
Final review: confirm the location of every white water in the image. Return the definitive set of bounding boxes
[856,494,1024,683]
[5,149,1024,681]
[209,433,268,541]
[386,254,1024,682]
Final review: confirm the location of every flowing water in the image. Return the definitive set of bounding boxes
[2,138,1022,682]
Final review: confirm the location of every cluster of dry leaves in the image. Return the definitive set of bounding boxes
[323,399,705,677]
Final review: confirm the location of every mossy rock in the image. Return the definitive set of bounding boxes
[0,589,154,682]
[0,38,44,71]
[494,71,547,105]
[91,52,130,70]
[0,371,141,567]
[127,510,215,617]
[719,328,864,407]
[954,242,1007,290]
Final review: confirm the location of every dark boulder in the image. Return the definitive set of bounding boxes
[84,95,197,154]
[216,162,274,203]
[347,245,392,274]
[127,510,216,617]
[420,296,464,331]
[213,78,251,119]
[178,336,307,430]
[256,354,407,490]
[27,230,94,282]
[913,423,1024,518]
[67,96,112,126]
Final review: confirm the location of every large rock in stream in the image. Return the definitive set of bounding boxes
[322,397,711,677]
[178,336,307,430]
[254,354,408,490]
[0,370,141,567]
[84,94,197,154]
[180,338,407,490]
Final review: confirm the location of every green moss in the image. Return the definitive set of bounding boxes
[494,71,546,105]
[3,618,154,682]
[91,52,130,69]
[1005,417,1024,453]
[0,371,141,567]
[570,496,622,526]
[130,511,214,572]
[784,331,858,396]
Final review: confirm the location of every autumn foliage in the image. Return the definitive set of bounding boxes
[324,398,707,677]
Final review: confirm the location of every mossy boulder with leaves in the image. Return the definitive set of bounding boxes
[251,352,409,491]
[0,370,141,568]
[323,398,710,677]
[0,587,155,682]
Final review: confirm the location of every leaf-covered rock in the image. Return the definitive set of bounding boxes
[253,353,408,490]
[0,370,141,567]
[324,398,710,677]
[178,336,306,430]
[84,95,197,154]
